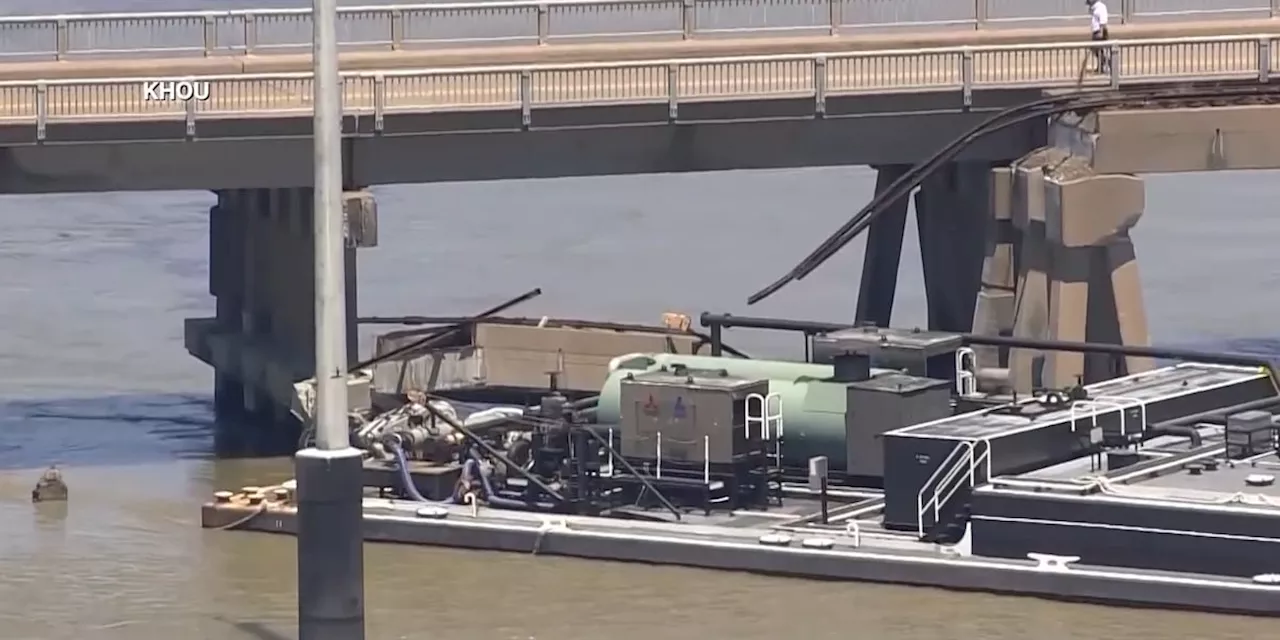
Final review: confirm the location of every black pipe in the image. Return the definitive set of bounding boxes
[581,427,682,521]
[747,82,1280,305]
[1149,396,1280,447]
[351,288,542,371]
[421,399,568,504]
[698,312,1277,372]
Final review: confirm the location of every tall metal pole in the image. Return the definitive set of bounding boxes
[295,0,365,635]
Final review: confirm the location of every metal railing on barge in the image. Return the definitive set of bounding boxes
[1,0,1276,61]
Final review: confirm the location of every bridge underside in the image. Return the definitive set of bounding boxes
[0,90,1045,193]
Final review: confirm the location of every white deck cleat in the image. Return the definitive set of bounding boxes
[415,506,449,519]
[758,533,794,547]
[801,537,835,550]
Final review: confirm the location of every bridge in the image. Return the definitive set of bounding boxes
[3,2,1279,433]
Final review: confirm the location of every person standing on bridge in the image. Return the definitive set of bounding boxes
[1087,0,1111,73]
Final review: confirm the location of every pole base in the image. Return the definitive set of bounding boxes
[296,446,366,640]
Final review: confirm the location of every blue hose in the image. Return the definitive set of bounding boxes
[389,440,474,504]
[465,447,559,511]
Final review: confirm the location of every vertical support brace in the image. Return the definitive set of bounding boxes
[185,96,197,138]
[1259,38,1272,83]
[536,5,549,45]
[667,64,679,121]
[243,14,257,54]
[55,19,69,60]
[35,82,47,142]
[1121,0,1135,23]
[813,57,827,117]
[519,70,532,129]
[1273,0,1280,19]
[961,50,974,108]
[681,0,695,40]
[373,74,385,132]
[974,0,987,30]
[1109,44,1121,88]
[203,16,216,57]
[827,0,841,36]
[389,9,403,50]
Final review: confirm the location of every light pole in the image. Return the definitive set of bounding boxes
[295,0,366,636]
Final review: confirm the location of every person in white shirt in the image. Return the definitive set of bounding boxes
[1087,0,1111,73]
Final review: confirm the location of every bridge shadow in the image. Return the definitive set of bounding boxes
[0,392,298,472]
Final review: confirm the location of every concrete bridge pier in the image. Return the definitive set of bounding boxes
[186,187,378,445]
[988,150,1152,392]
[854,165,910,327]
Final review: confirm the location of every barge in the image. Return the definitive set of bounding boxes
[203,312,1280,616]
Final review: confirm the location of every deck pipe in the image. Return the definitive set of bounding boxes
[698,312,1278,373]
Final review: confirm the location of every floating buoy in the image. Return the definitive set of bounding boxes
[31,465,68,503]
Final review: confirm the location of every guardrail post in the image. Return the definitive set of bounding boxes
[35,82,47,142]
[55,19,68,60]
[813,57,827,117]
[203,16,216,57]
[681,0,695,40]
[961,50,974,108]
[667,64,679,120]
[1109,44,1121,88]
[389,9,403,51]
[974,0,988,30]
[1260,38,1272,83]
[1120,0,1134,24]
[519,70,532,128]
[243,14,257,55]
[536,5,549,45]
[373,75,385,133]
[185,97,197,139]
[827,0,841,36]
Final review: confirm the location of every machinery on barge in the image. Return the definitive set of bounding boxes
[280,310,1280,584]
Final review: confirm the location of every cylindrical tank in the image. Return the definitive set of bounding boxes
[596,353,860,471]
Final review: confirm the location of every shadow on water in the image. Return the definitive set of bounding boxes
[0,392,299,471]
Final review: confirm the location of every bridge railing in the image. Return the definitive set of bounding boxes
[0,0,1276,61]
[0,33,1275,129]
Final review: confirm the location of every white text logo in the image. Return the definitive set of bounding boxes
[141,80,211,101]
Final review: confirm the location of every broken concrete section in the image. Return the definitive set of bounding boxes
[978,148,1152,392]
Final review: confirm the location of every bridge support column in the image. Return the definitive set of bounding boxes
[186,187,378,440]
[854,165,910,327]
[915,161,992,332]
[970,166,1017,370]
[993,150,1151,392]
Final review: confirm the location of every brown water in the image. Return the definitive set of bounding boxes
[2,167,1280,639]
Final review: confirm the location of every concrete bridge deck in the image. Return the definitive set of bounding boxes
[3,0,1275,64]
[0,33,1273,127]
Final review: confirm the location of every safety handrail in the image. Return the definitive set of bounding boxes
[1069,395,1149,439]
[746,391,785,468]
[1,0,1263,62]
[916,440,972,538]
[955,346,978,396]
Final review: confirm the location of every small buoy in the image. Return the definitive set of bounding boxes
[1252,573,1280,585]
[416,506,449,519]
[758,533,793,546]
[801,537,835,550]
[1245,474,1275,487]
[31,465,68,503]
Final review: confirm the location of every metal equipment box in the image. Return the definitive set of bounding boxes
[812,326,963,381]
[1226,410,1275,459]
[619,369,768,465]
[845,373,952,478]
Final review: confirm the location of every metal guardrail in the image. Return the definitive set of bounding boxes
[0,0,1277,61]
[0,34,1276,133]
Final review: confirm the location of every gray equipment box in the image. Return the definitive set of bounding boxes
[619,369,769,465]
[1226,410,1275,459]
[846,373,952,478]
[813,326,963,381]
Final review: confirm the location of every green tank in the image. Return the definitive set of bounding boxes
[596,353,870,471]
